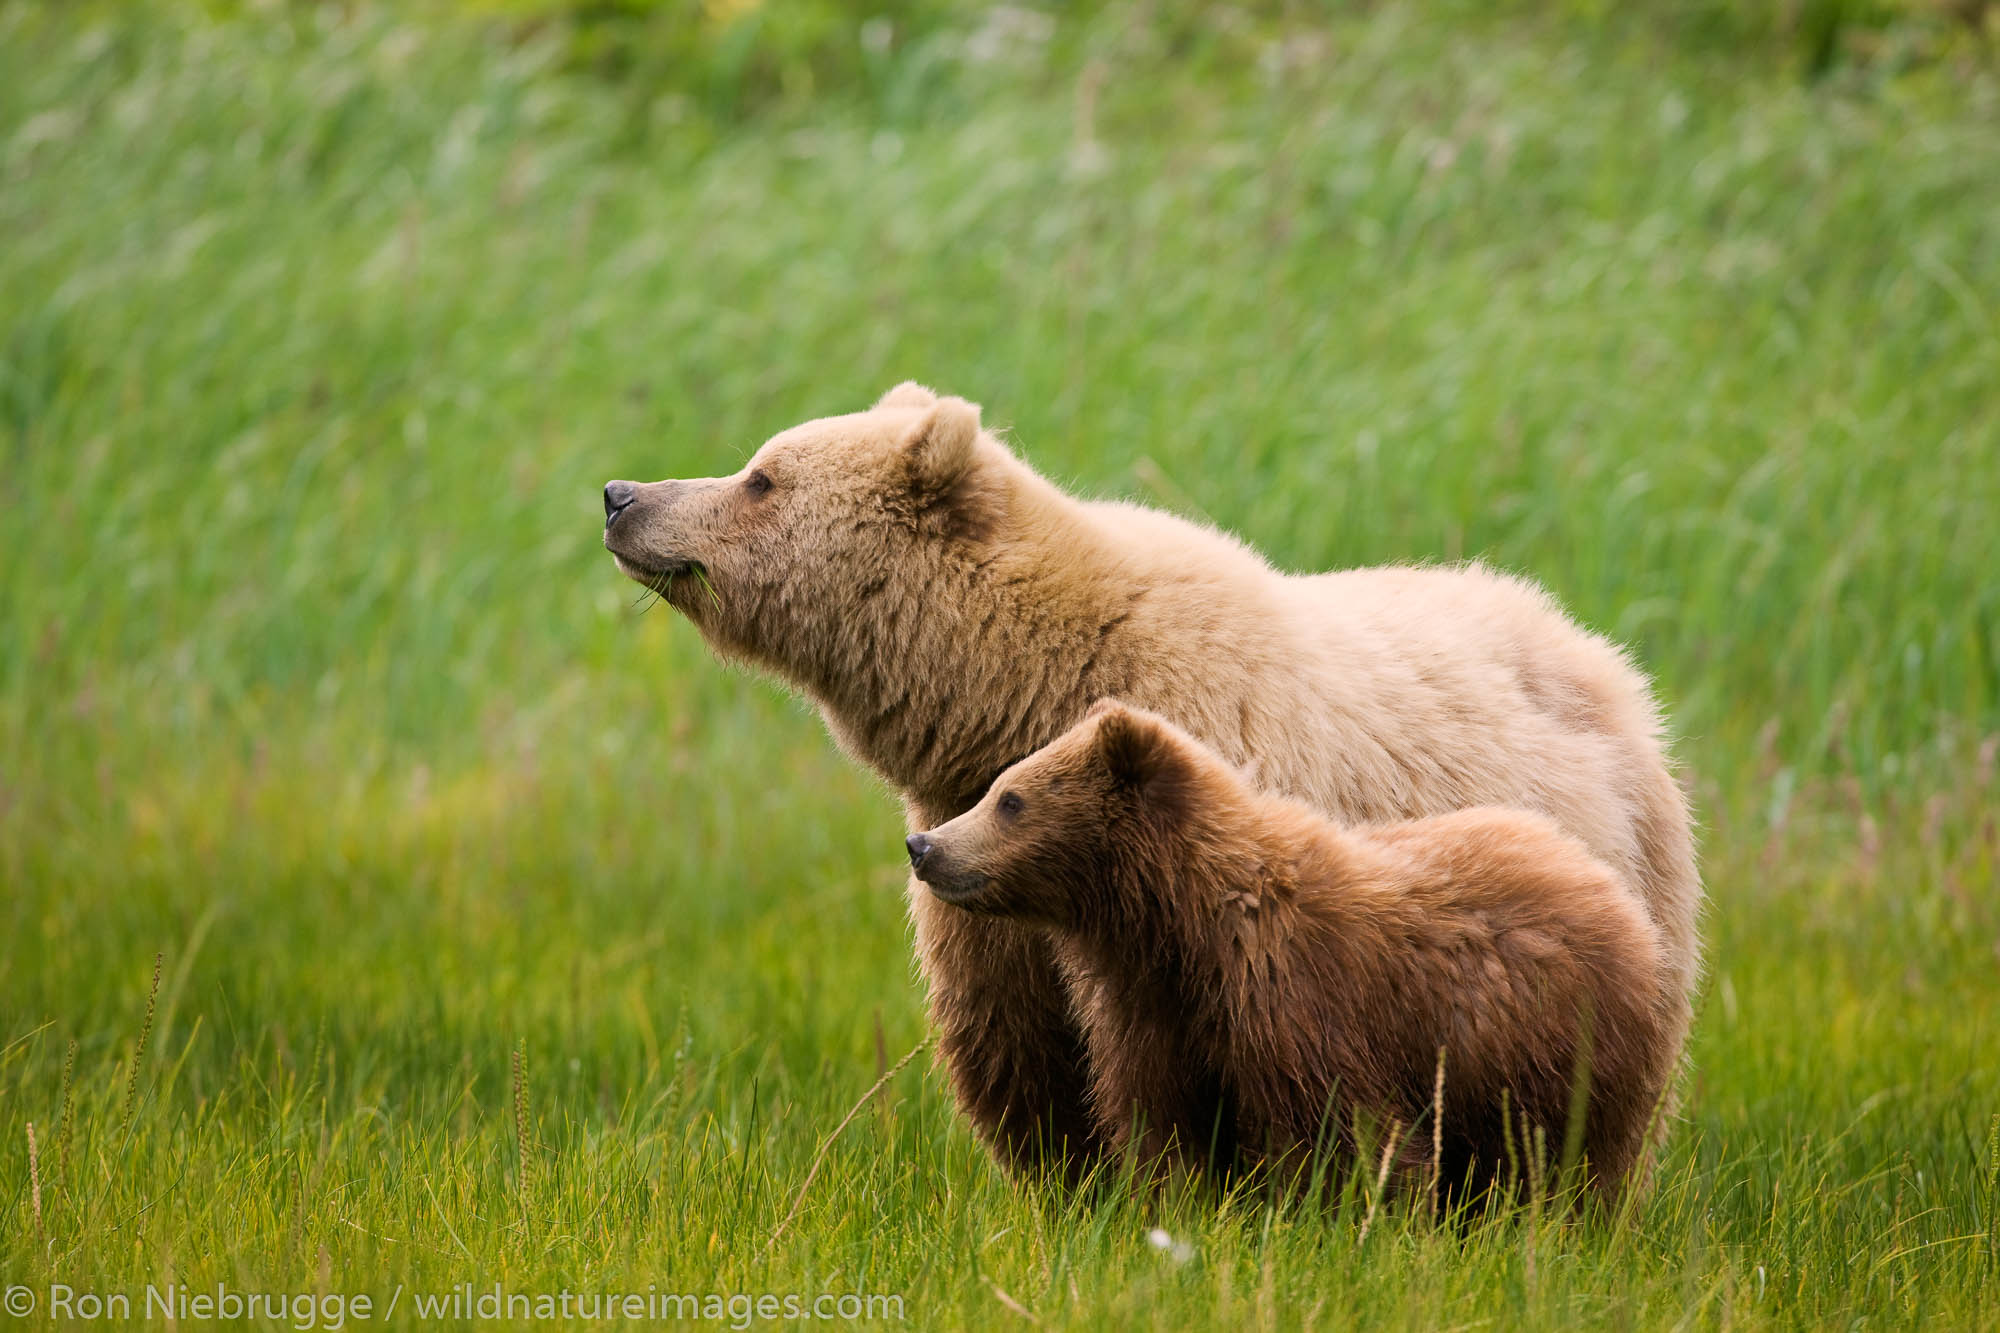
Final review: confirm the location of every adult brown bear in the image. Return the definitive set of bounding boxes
[601,383,1699,1179]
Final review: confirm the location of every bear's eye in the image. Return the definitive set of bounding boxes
[997,792,1025,819]
[744,469,774,497]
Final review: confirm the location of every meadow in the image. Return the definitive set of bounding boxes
[2,2,1997,1327]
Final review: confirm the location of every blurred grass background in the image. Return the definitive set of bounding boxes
[2,1,1997,1327]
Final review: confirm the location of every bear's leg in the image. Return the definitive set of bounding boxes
[1066,997,1237,1185]
[1095,1088,1230,1195]
[909,886,1102,1182]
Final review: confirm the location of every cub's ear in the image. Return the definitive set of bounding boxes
[875,381,940,411]
[1094,702,1175,789]
[903,395,981,491]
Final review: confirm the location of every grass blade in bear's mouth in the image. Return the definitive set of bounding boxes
[615,556,719,611]
[612,550,695,580]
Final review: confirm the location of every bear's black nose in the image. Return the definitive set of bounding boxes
[905,833,933,872]
[604,480,637,522]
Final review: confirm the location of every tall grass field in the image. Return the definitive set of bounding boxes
[3,2,1998,1328]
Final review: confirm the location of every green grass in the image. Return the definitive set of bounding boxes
[3,3,1998,1327]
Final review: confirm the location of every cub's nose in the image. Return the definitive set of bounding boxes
[603,480,638,522]
[905,833,934,873]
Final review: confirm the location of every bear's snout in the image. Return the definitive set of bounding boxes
[601,479,703,583]
[906,832,993,905]
[603,480,638,524]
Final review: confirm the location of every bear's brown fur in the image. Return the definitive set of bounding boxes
[908,701,1674,1201]
[603,384,1699,1179]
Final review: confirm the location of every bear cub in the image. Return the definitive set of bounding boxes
[905,700,1674,1202]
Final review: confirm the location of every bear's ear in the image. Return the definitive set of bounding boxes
[1084,696,1131,723]
[902,396,981,491]
[875,381,940,411]
[1094,702,1176,790]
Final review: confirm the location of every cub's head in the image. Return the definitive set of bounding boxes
[905,700,1201,926]
[602,382,1000,675]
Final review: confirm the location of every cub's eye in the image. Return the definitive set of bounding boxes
[744,469,774,496]
[997,792,1025,818]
